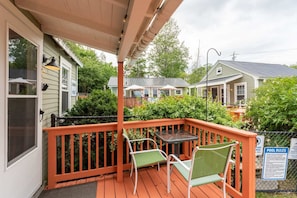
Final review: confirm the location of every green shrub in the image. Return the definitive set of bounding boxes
[131,95,237,127]
[67,89,118,116]
[246,77,297,131]
[66,89,131,123]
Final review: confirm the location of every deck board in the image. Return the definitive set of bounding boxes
[40,165,226,198]
[110,165,225,198]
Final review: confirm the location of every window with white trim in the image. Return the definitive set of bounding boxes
[7,29,38,164]
[61,66,70,114]
[234,82,247,104]
[60,57,72,115]
[175,89,182,95]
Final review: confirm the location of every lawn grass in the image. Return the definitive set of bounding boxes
[256,192,297,198]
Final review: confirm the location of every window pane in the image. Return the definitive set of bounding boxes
[237,95,245,101]
[8,98,36,162]
[8,29,37,95]
[62,68,68,90]
[175,89,182,95]
[153,88,157,97]
[62,91,69,113]
[237,85,244,95]
[236,84,245,101]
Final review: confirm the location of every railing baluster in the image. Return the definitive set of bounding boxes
[70,134,74,173]
[96,132,99,169]
[111,130,114,166]
[235,144,241,191]
[79,134,82,171]
[104,131,107,168]
[213,132,217,143]
[88,133,91,170]
[61,135,65,174]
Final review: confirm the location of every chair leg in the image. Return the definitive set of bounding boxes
[187,185,191,198]
[223,180,226,198]
[167,163,171,193]
[133,168,138,195]
[130,162,134,177]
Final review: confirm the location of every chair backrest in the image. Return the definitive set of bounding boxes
[123,129,129,140]
[190,142,236,180]
[123,129,133,152]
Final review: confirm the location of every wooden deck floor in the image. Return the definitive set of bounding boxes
[40,165,226,198]
[96,165,225,198]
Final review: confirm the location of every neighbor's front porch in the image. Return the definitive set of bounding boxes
[43,118,257,198]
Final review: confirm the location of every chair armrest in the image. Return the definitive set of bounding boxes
[168,154,190,171]
[129,137,156,143]
[229,159,235,164]
[129,138,160,149]
[130,148,168,158]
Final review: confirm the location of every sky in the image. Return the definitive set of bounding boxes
[101,0,297,68]
[172,0,297,67]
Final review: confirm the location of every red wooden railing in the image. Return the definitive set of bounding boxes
[44,118,256,198]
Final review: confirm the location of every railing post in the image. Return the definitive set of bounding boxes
[51,114,56,127]
[47,130,57,189]
[241,137,256,197]
[117,61,124,182]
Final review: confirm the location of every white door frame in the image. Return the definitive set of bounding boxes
[0,2,43,198]
[59,56,72,115]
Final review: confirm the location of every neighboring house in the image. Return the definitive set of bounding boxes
[0,0,181,197]
[108,77,189,98]
[191,60,297,106]
[42,36,83,128]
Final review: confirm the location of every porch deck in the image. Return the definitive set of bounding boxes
[39,165,225,198]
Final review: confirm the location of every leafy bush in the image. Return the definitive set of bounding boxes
[131,95,237,127]
[246,77,297,131]
[67,89,118,116]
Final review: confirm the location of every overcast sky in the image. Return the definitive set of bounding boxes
[172,0,297,67]
[103,0,297,68]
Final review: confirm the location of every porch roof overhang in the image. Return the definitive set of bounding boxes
[15,0,183,62]
[195,74,243,88]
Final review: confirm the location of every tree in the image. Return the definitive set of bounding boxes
[66,42,117,93]
[125,53,147,77]
[246,76,297,131]
[186,65,207,84]
[9,34,37,70]
[148,19,189,78]
[289,64,297,69]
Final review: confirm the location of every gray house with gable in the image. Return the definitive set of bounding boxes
[108,77,189,98]
[191,60,297,106]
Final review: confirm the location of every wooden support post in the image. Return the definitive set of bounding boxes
[117,61,124,182]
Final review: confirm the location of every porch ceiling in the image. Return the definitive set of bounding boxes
[15,0,183,62]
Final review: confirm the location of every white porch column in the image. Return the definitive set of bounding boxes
[223,83,227,105]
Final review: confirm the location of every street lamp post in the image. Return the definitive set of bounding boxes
[206,48,221,121]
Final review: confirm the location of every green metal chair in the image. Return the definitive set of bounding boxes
[167,141,238,198]
[123,129,167,194]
